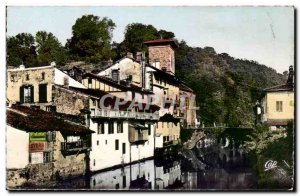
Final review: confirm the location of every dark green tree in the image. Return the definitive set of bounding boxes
[66,15,116,63]
[119,23,175,56]
[35,31,67,67]
[7,33,38,67]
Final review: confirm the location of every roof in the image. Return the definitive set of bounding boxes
[69,86,160,111]
[179,83,193,93]
[83,73,153,94]
[266,119,293,126]
[264,84,293,92]
[7,105,94,135]
[144,39,179,49]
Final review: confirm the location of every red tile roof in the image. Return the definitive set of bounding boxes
[144,39,178,49]
[179,83,193,93]
[264,84,293,92]
[7,105,94,134]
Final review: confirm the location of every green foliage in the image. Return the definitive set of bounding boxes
[175,41,286,127]
[180,129,194,144]
[66,15,116,63]
[35,31,67,67]
[119,23,175,56]
[244,122,294,189]
[7,33,38,67]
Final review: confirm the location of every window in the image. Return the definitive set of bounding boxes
[93,159,96,166]
[276,101,283,112]
[112,69,120,82]
[122,143,126,154]
[97,123,104,134]
[41,72,45,80]
[148,124,151,135]
[117,122,123,133]
[20,85,34,103]
[26,74,29,81]
[10,74,17,82]
[43,152,51,163]
[105,140,107,145]
[115,183,120,189]
[163,136,166,142]
[88,78,92,88]
[115,139,119,150]
[108,122,114,134]
[123,176,126,188]
[97,140,99,146]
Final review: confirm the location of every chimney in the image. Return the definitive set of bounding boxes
[63,76,69,88]
[19,64,25,70]
[287,65,294,86]
[136,51,145,62]
[51,61,56,67]
[126,52,133,59]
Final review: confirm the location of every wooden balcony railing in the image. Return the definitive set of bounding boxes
[61,140,89,151]
[91,109,159,120]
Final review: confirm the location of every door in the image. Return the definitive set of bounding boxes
[39,84,47,103]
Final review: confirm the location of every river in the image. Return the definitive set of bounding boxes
[46,133,257,190]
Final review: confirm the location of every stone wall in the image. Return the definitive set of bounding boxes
[6,169,28,189]
[148,45,175,74]
[52,131,87,180]
[53,86,89,115]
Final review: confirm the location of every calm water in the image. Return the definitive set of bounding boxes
[51,135,257,190]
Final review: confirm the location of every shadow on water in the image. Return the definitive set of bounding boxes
[22,128,257,190]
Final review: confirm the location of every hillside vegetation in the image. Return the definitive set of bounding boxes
[175,41,286,127]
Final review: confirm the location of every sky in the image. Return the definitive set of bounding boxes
[6,6,294,73]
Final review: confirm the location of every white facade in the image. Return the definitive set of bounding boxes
[89,119,155,172]
[6,125,29,169]
[54,68,87,89]
[90,159,155,190]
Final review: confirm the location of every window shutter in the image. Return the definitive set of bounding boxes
[31,86,34,103]
[19,86,24,103]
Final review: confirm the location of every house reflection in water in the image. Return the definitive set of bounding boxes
[89,159,182,190]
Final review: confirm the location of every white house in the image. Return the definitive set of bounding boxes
[6,125,29,169]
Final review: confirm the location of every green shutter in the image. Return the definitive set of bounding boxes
[19,86,24,103]
[30,86,34,103]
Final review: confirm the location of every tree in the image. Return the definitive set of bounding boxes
[7,33,38,67]
[66,15,116,63]
[120,23,175,56]
[35,31,66,67]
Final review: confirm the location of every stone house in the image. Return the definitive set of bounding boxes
[6,64,87,112]
[95,39,199,149]
[6,105,93,188]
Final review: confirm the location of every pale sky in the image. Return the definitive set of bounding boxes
[6,6,294,73]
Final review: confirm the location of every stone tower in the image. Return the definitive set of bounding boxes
[144,39,178,75]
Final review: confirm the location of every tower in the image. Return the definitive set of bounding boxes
[144,39,178,75]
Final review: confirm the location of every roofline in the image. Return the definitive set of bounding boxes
[83,73,153,94]
[144,39,179,49]
[7,65,54,72]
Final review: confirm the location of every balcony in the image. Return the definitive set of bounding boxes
[91,109,159,120]
[61,140,89,152]
[129,125,149,143]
